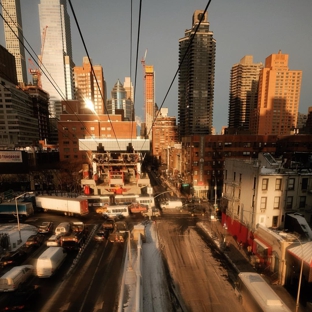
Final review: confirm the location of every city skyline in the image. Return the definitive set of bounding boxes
[1,0,311,133]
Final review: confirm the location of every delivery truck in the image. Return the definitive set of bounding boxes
[35,196,89,216]
[0,202,34,221]
[36,247,67,278]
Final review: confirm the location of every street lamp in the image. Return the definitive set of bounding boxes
[15,192,34,244]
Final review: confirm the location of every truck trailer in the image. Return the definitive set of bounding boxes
[0,202,34,220]
[35,196,89,216]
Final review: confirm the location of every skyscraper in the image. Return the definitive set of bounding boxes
[123,77,134,102]
[178,10,216,137]
[106,79,134,121]
[1,0,27,85]
[228,55,262,132]
[251,50,302,135]
[38,0,75,118]
[143,65,155,140]
[74,56,106,114]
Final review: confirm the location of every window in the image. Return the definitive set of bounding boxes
[273,196,280,209]
[275,178,282,190]
[260,197,267,210]
[272,216,278,228]
[262,179,269,191]
[299,196,306,209]
[288,178,295,190]
[286,196,293,210]
[301,178,308,191]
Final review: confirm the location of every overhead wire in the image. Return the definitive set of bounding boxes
[68,0,122,151]
[130,0,143,144]
[141,0,212,150]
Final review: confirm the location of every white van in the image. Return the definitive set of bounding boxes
[0,265,34,292]
[36,247,67,278]
[160,200,183,210]
[55,222,71,236]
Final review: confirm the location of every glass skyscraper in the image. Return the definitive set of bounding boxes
[38,0,75,118]
[178,10,216,137]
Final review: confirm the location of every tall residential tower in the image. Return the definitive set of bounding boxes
[143,65,155,140]
[1,0,27,85]
[38,0,75,118]
[251,51,302,135]
[178,10,216,137]
[74,56,106,115]
[228,55,262,132]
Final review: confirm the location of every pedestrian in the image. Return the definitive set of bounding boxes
[247,245,252,255]
[239,241,243,250]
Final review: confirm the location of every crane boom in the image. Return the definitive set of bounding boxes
[28,26,48,88]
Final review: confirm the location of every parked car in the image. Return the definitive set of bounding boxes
[0,250,28,269]
[37,221,54,234]
[25,234,45,248]
[94,229,109,242]
[46,234,63,247]
[3,285,40,310]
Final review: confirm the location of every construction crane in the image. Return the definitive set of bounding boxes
[141,49,147,73]
[28,25,48,88]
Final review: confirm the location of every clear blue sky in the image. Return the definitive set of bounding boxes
[1,0,311,134]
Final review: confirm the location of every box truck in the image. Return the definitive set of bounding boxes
[160,200,183,210]
[0,265,34,292]
[36,247,67,278]
[0,202,34,220]
[35,196,89,216]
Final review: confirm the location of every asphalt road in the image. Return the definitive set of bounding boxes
[156,215,246,312]
[0,211,126,312]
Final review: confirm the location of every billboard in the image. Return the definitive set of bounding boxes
[0,151,22,163]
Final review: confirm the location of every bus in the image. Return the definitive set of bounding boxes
[114,194,139,205]
[136,195,155,207]
[235,272,291,312]
[104,205,129,219]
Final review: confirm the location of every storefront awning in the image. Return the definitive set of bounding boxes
[254,238,268,250]
[288,242,312,268]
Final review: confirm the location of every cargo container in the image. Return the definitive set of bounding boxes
[0,202,34,220]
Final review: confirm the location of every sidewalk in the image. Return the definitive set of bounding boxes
[199,219,310,312]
